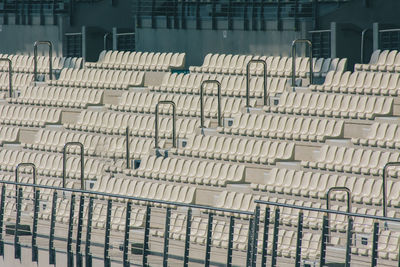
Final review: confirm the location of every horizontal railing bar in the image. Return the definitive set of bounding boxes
[379,29,400,33]
[308,30,331,33]
[255,200,400,223]
[0,180,254,215]
[116,33,135,36]
[64,32,83,36]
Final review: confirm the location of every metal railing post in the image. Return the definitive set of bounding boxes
[371,221,379,267]
[205,212,214,267]
[49,191,57,265]
[261,206,270,267]
[0,185,5,257]
[345,217,353,267]
[294,211,303,267]
[183,208,192,267]
[251,205,260,266]
[0,58,12,97]
[320,214,328,267]
[76,195,85,267]
[85,197,94,267]
[123,201,132,267]
[63,142,85,190]
[200,80,222,127]
[67,194,76,267]
[361,29,370,64]
[14,187,22,260]
[142,205,151,266]
[291,39,313,87]
[34,40,53,81]
[103,33,110,51]
[271,208,280,267]
[382,162,400,217]
[155,100,177,148]
[104,199,112,267]
[326,187,352,243]
[246,59,268,107]
[32,189,40,262]
[163,207,171,267]
[226,216,234,267]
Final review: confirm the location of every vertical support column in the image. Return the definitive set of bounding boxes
[181,0,186,29]
[205,212,214,267]
[142,205,151,266]
[277,0,282,31]
[345,217,353,267]
[136,0,142,28]
[67,194,76,267]
[49,191,57,264]
[370,221,379,267]
[271,208,280,267]
[112,27,118,51]
[330,22,337,59]
[251,206,260,266]
[0,185,5,257]
[260,0,265,31]
[294,0,299,31]
[104,199,112,267]
[313,0,319,30]
[243,0,249,31]
[319,214,329,267]
[195,0,201,30]
[151,0,156,28]
[246,218,254,267]
[211,0,216,30]
[226,216,235,267]
[294,212,303,267]
[251,0,257,31]
[183,208,192,267]
[76,195,85,267]
[85,197,94,267]
[163,208,171,267]
[123,201,132,267]
[261,207,270,267]
[14,188,22,260]
[228,0,233,30]
[373,22,379,51]
[81,26,87,66]
[31,189,40,262]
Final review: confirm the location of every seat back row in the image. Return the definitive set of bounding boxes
[86,50,185,71]
[129,155,245,186]
[265,91,393,119]
[301,145,400,176]
[66,110,206,137]
[175,135,294,164]
[24,129,157,159]
[150,72,289,97]
[0,54,82,73]
[92,176,196,204]
[50,68,144,90]
[310,70,400,96]
[352,122,400,149]
[355,49,400,72]
[12,86,103,108]
[189,53,346,77]
[0,149,106,180]
[220,113,343,142]
[0,105,61,127]
[109,91,255,118]
[0,126,19,144]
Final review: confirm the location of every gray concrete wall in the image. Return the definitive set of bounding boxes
[0,23,63,56]
[136,20,311,67]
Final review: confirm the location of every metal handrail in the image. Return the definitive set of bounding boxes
[361,28,370,64]
[254,199,400,223]
[33,40,53,81]
[246,59,268,107]
[103,33,111,51]
[155,100,176,148]
[0,179,255,216]
[125,127,130,169]
[382,162,400,217]
[15,163,37,197]
[0,58,12,98]
[326,187,352,243]
[291,39,313,87]
[326,187,352,213]
[62,142,85,190]
[200,80,222,128]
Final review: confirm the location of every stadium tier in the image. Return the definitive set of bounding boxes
[0,45,398,267]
